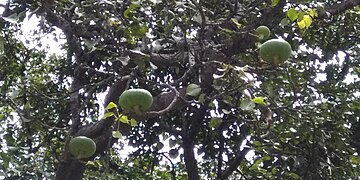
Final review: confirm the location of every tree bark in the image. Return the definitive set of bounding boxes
[55,159,86,180]
[183,139,200,180]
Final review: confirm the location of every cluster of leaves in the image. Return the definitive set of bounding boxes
[0,26,69,177]
[102,102,138,139]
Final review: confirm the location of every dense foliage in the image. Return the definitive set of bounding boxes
[0,0,359,179]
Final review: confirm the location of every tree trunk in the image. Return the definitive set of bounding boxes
[55,159,86,180]
[183,139,200,180]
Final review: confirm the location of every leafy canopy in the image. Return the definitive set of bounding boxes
[0,0,359,179]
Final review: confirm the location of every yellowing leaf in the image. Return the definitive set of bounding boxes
[112,131,122,138]
[252,97,266,105]
[303,15,313,27]
[297,15,313,29]
[297,20,306,29]
[102,112,114,119]
[130,118,137,126]
[231,18,242,29]
[105,102,117,110]
[118,115,129,124]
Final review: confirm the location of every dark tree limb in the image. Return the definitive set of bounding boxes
[68,78,81,135]
[55,159,86,180]
[221,147,251,179]
[183,138,200,180]
[216,125,225,179]
[327,0,360,16]
[180,102,209,180]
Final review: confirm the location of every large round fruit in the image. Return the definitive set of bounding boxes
[69,136,96,159]
[119,89,153,114]
[255,26,271,40]
[259,39,292,65]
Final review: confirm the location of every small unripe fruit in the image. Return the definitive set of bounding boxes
[119,89,153,114]
[256,26,271,40]
[69,136,96,159]
[259,39,292,65]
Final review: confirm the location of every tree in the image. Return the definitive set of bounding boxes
[0,0,360,179]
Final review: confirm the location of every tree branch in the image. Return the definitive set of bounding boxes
[221,147,250,179]
[327,0,360,16]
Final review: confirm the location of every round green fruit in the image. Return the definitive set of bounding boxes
[255,26,271,40]
[69,136,96,159]
[119,89,153,114]
[259,39,292,65]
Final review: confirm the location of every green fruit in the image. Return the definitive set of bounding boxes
[256,26,271,40]
[259,39,292,65]
[69,136,96,159]
[119,89,153,114]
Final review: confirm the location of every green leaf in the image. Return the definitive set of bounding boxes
[102,112,114,119]
[118,115,129,124]
[163,133,169,140]
[24,101,33,110]
[287,8,299,22]
[350,155,360,165]
[263,155,271,161]
[271,0,280,7]
[280,18,290,27]
[249,159,262,170]
[169,149,179,159]
[169,139,176,148]
[240,98,255,111]
[133,58,146,69]
[308,8,317,17]
[106,102,117,110]
[130,118,137,126]
[186,84,201,97]
[156,142,164,150]
[112,131,122,138]
[86,161,96,166]
[83,38,98,49]
[253,141,262,146]
[198,93,206,103]
[123,2,141,18]
[287,172,301,179]
[209,117,222,128]
[252,97,265,105]
[221,109,231,114]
